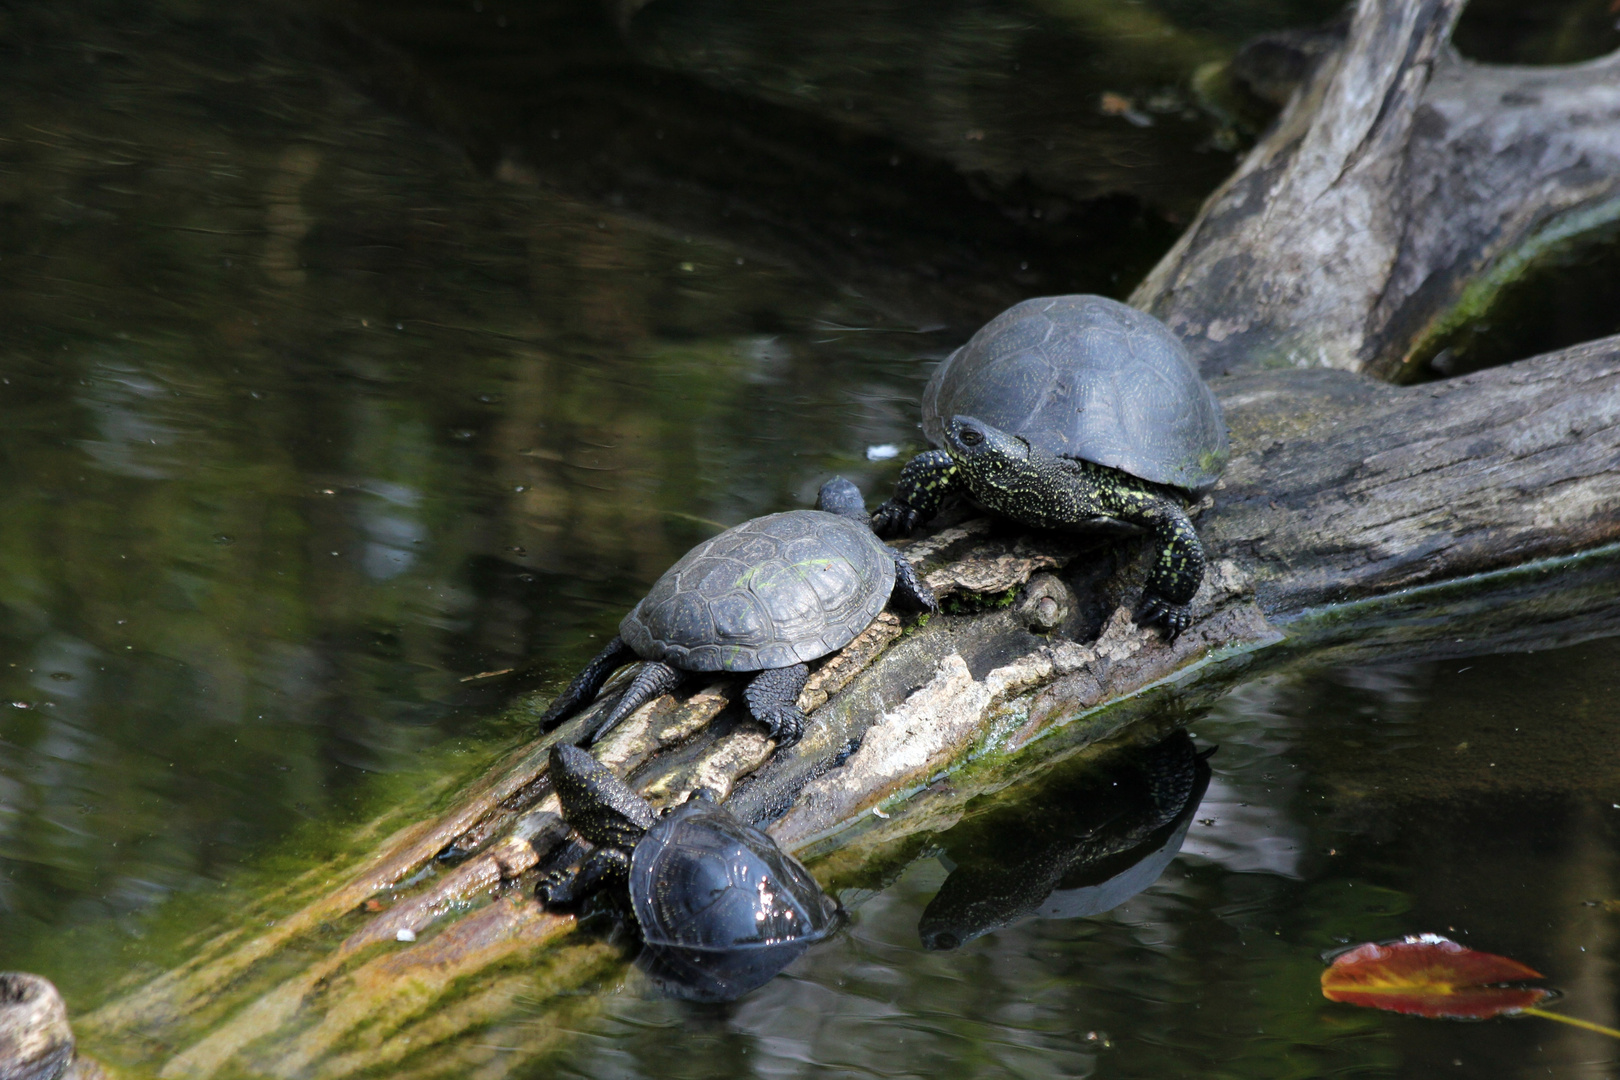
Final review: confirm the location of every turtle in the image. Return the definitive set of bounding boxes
[539,744,840,1001]
[871,294,1228,635]
[538,477,936,746]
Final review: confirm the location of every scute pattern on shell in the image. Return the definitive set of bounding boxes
[620,509,894,672]
[630,799,838,951]
[921,294,1228,492]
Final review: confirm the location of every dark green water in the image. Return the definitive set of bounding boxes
[2,1,1619,1077]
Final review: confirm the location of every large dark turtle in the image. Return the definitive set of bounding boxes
[539,477,936,746]
[872,294,1228,634]
[539,745,840,1002]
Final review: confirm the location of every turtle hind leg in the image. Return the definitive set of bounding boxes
[885,546,939,613]
[551,744,655,848]
[537,846,631,909]
[539,637,635,731]
[871,450,959,538]
[743,663,811,746]
[1088,466,1206,639]
[590,660,685,743]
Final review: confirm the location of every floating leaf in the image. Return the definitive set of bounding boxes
[1321,934,1549,1019]
[1322,933,1620,1039]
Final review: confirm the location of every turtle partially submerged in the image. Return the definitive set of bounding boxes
[540,745,840,1001]
[872,295,1227,634]
[539,477,936,746]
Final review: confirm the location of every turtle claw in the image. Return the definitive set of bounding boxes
[537,867,583,909]
[870,499,920,539]
[1140,594,1193,640]
[767,708,806,748]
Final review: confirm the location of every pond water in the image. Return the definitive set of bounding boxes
[1,1,1618,1077]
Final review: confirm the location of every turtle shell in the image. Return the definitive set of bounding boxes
[629,799,838,999]
[619,509,894,672]
[921,294,1228,492]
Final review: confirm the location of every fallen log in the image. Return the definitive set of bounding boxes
[71,0,1620,1075]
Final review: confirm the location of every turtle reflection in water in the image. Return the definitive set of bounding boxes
[540,745,840,1002]
[919,731,1212,950]
[539,477,936,746]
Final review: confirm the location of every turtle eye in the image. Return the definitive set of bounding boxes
[959,428,983,447]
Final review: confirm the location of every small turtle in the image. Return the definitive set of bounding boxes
[540,745,840,1001]
[872,295,1227,634]
[539,477,936,746]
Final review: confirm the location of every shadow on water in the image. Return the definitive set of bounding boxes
[319,0,1345,330]
[917,730,1211,952]
[1452,0,1620,65]
[1417,225,1620,381]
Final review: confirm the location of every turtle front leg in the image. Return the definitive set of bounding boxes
[1093,477,1206,638]
[539,636,635,731]
[590,660,685,743]
[743,663,811,746]
[537,846,632,909]
[871,450,960,537]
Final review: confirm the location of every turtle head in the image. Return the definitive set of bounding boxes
[944,415,1028,464]
[550,744,655,851]
[815,476,868,521]
[943,414,1037,483]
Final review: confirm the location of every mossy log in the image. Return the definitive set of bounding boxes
[60,0,1620,1076]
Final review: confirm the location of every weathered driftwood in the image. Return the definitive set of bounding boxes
[70,0,1620,1075]
[1133,0,1620,381]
